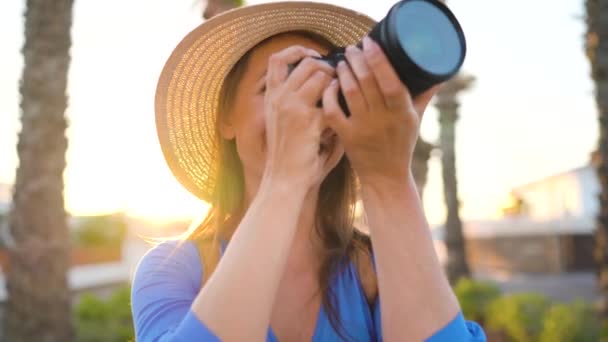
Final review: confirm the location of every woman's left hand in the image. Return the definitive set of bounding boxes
[322,36,440,188]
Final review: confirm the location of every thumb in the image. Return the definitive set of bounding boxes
[322,79,351,141]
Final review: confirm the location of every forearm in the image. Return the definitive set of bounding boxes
[361,173,460,342]
[193,179,306,341]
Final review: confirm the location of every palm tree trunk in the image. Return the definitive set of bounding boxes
[586,0,608,316]
[203,0,243,19]
[5,0,74,341]
[435,75,474,284]
[412,140,434,200]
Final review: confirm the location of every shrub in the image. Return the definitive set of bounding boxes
[454,278,501,323]
[486,293,551,342]
[72,214,127,247]
[539,300,600,342]
[75,285,134,342]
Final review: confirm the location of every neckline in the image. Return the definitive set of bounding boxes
[268,302,325,342]
[216,240,330,341]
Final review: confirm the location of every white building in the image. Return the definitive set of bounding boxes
[461,164,598,274]
[465,165,598,238]
[513,165,597,225]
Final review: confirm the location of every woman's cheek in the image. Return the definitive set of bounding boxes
[255,104,267,151]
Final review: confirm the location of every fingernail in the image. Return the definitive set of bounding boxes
[345,45,357,54]
[308,49,321,57]
[337,61,347,70]
[330,79,338,87]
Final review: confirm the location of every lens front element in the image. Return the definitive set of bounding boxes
[395,0,463,76]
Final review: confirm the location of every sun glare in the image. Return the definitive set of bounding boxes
[63,155,209,224]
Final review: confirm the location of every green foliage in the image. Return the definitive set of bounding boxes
[75,285,134,342]
[601,319,608,341]
[451,279,607,341]
[486,293,551,342]
[539,301,600,342]
[454,278,501,323]
[72,214,127,247]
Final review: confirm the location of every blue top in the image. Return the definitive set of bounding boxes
[131,240,486,341]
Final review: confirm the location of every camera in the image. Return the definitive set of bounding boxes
[290,0,466,116]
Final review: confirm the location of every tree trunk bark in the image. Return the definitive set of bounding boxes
[5,0,74,341]
[203,0,240,19]
[586,0,608,317]
[436,77,473,284]
[412,140,434,201]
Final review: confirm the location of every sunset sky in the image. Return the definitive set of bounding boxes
[0,0,597,225]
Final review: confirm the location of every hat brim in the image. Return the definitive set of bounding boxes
[155,1,376,202]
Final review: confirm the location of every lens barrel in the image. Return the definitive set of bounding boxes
[289,0,466,116]
[368,0,466,97]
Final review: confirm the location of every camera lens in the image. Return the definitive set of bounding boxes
[395,0,463,75]
[287,0,466,116]
[363,0,465,97]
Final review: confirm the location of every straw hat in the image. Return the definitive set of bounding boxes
[155,1,376,202]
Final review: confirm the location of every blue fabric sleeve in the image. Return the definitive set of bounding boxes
[130,240,221,341]
[373,300,486,341]
[425,312,486,342]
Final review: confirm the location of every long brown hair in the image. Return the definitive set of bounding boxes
[187,31,374,341]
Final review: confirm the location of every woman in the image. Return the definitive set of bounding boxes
[131,2,486,341]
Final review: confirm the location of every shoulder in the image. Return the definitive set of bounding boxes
[131,239,203,292]
[130,240,207,340]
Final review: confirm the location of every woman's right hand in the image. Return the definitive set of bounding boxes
[190,44,338,342]
[261,45,336,191]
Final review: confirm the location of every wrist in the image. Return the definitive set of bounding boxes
[360,172,425,236]
[359,171,416,199]
[259,174,308,203]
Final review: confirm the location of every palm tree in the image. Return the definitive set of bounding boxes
[412,140,434,200]
[5,0,75,340]
[586,0,608,316]
[435,74,475,284]
[202,0,244,19]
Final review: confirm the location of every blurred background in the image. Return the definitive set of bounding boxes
[0,0,606,341]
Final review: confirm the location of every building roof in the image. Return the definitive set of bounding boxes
[463,216,594,238]
[513,165,592,194]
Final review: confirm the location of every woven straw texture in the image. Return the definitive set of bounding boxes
[155,1,376,202]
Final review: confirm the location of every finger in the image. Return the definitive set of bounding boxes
[266,46,322,89]
[344,45,383,109]
[286,57,335,91]
[362,36,411,111]
[322,79,351,140]
[314,107,324,136]
[298,71,333,105]
[336,60,367,118]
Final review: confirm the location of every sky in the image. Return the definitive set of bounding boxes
[0,0,597,225]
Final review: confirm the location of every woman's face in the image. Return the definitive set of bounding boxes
[220,33,344,189]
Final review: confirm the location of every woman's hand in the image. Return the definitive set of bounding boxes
[322,36,440,188]
[321,40,463,341]
[262,45,335,191]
